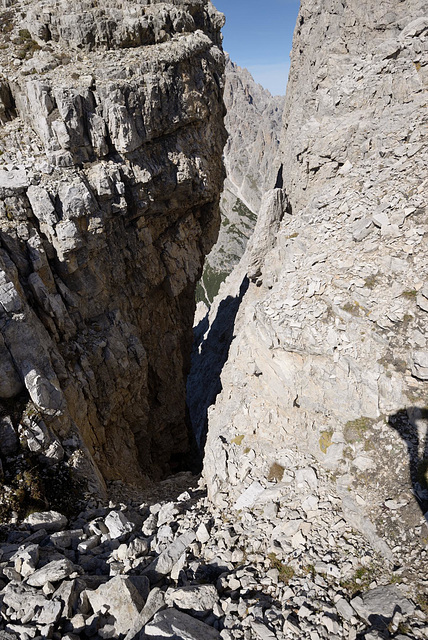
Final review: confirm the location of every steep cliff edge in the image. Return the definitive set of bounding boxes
[198,58,284,303]
[200,0,428,585]
[0,0,226,502]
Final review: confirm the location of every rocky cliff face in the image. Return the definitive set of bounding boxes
[200,0,428,589]
[0,0,226,500]
[222,58,284,214]
[1,2,428,638]
[197,58,283,303]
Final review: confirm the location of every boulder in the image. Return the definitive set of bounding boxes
[144,609,221,640]
[86,575,146,636]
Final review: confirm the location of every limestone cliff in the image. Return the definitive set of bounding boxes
[0,0,226,499]
[200,0,428,583]
[197,58,284,303]
[222,58,284,215]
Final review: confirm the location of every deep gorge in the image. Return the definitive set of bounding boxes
[0,0,427,638]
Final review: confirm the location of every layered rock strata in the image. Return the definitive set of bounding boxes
[222,58,284,215]
[0,0,226,494]
[199,0,428,592]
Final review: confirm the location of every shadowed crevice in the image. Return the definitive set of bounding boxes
[186,275,249,455]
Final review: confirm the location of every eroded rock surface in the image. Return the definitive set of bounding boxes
[223,58,284,216]
[198,58,284,303]
[197,0,428,598]
[0,0,226,495]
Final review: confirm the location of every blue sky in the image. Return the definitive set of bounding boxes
[214,0,301,95]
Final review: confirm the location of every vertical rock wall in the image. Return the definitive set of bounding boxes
[201,0,428,568]
[0,0,227,492]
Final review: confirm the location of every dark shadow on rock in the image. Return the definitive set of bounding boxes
[387,407,428,519]
[357,602,410,639]
[186,275,249,455]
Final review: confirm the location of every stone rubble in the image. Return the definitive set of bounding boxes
[0,473,426,639]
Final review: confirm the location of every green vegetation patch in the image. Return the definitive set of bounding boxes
[267,462,285,482]
[303,564,316,578]
[416,592,428,614]
[344,417,375,443]
[196,262,229,305]
[319,429,333,453]
[340,565,377,596]
[231,434,244,446]
[232,197,257,224]
[18,28,32,40]
[364,274,378,289]
[268,553,295,584]
[341,301,361,316]
[16,28,40,59]
[401,289,417,299]
[0,9,14,34]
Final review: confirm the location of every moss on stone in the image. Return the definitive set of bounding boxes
[319,430,333,453]
[344,417,375,443]
[267,462,285,482]
[268,553,295,584]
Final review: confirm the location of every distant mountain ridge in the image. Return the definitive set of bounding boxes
[197,57,284,304]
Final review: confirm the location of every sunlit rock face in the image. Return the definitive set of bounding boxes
[198,58,284,304]
[0,0,227,490]
[200,0,427,575]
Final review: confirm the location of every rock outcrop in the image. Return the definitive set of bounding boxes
[197,58,284,303]
[198,0,428,595]
[0,0,226,500]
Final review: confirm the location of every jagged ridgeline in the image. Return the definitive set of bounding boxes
[196,58,284,305]
[0,0,227,510]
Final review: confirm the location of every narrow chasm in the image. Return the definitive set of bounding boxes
[0,0,227,501]
[0,1,427,639]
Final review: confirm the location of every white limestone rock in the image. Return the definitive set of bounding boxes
[0,169,29,191]
[200,0,428,586]
[124,587,165,640]
[145,608,221,640]
[412,350,428,380]
[165,584,219,612]
[24,511,68,533]
[145,529,196,579]
[27,558,75,587]
[351,585,415,623]
[104,511,134,539]
[86,575,145,636]
[234,482,265,510]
